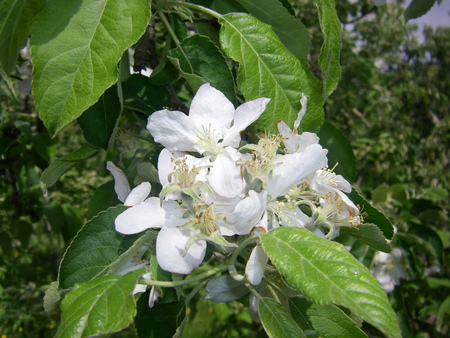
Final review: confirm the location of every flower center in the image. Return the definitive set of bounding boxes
[195,123,223,156]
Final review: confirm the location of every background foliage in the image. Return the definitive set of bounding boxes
[0,0,448,336]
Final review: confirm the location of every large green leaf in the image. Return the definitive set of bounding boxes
[55,269,144,338]
[289,297,366,338]
[0,0,44,79]
[77,84,122,149]
[261,227,401,338]
[135,293,185,338]
[235,0,310,59]
[403,0,436,22]
[315,0,342,98]
[258,297,306,338]
[219,13,323,134]
[167,34,236,104]
[30,0,151,136]
[58,205,156,289]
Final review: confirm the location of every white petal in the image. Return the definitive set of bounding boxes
[115,197,167,234]
[220,190,267,236]
[157,148,174,186]
[124,182,151,206]
[148,286,162,308]
[106,161,131,202]
[268,144,328,197]
[223,97,270,148]
[208,150,243,198]
[147,109,198,151]
[189,83,235,130]
[294,93,308,131]
[156,224,206,274]
[245,246,268,285]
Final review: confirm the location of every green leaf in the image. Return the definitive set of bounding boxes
[219,13,323,134]
[40,145,98,193]
[258,297,306,338]
[122,74,172,114]
[168,34,236,104]
[261,227,401,338]
[315,0,342,98]
[289,297,366,338]
[235,0,310,59]
[318,121,356,182]
[341,223,392,253]
[0,0,44,79]
[56,269,144,338]
[77,84,121,149]
[86,180,121,220]
[403,0,436,22]
[29,0,151,136]
[135,294,185,338]
[347,189,394,240]
[58,205,156,289]
[43,282,68,321]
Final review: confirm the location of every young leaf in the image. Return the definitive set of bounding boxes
[58,205,156,289]
[340,223,392,253]
[55,269,144,338]
[235,0,310,59]
[289,297,366,338]
[167,34,236,104]
[40,145,98,193]
[77,84,122,149]
[0,0,44,79]
[315,0,342,98]
[30,0,151,136]
[258,297,307,338]
[261,227,401,338]
[219,13,323,134]
[347,189,394,240]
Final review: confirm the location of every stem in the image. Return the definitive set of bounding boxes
[138,264,227,288]
[227,235,260,282]
[162,1,222,20]
[158,10,181,46]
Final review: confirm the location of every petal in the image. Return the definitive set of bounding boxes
[157,148,174,186]
[293,93,308,131]
[222,97,270,148]
[268,144,328,197]
[147,109,198,151]
[124,182,151,206]
[220,190,267,236]
[115,197,167,234]
[156,224,206,274]
[245,245,268,286]
[189,83,235,131]
[106,161,131,202]
[208,150,244,198]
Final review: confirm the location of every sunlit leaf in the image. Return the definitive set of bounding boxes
[56,269,144,338]
[261,227,401,338]
[30,0,151,136]
[219,13,323,133]
[341,223,392,253]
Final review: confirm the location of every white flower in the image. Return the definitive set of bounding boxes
[147,83,270,198]
[371,248,408,293]
[245,245,268,285]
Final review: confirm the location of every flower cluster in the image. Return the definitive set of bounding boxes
[108,84,362,282]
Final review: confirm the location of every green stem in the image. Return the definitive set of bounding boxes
[138,264,228,288]
[228,235,260,282]
[162,1,222,20]
[158,10,181,46]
